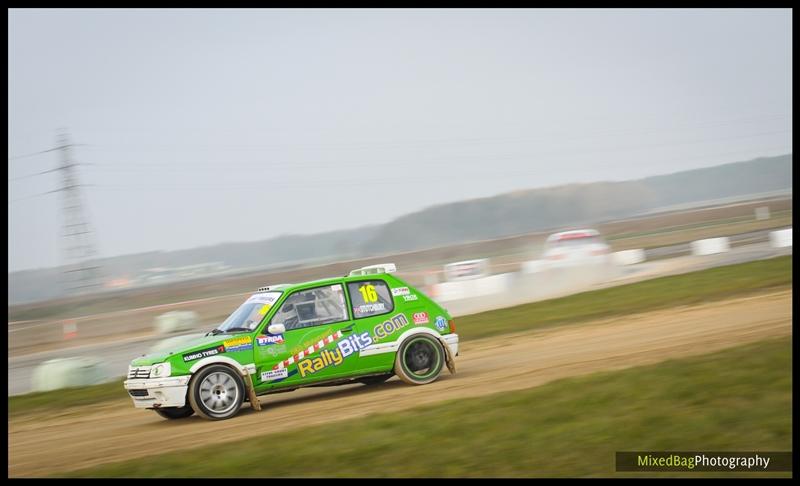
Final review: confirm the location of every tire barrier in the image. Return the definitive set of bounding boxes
[31,357,110,392]
[154,310,199,334]
[690,237,730,256]
[769,228,792,248]
[612,249,646,266]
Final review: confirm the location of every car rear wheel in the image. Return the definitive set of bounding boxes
[394,334,444,385]
[153,405,195,420]
[188,365,245,420]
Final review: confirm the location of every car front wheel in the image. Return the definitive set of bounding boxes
[153,405,195,420]
[188,365,245,420]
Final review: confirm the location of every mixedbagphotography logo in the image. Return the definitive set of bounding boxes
[616,451,792,472]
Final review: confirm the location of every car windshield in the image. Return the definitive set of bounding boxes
[216,291,283,333]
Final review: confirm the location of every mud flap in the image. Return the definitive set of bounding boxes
[242,370,261,411]
[437,336,457,375]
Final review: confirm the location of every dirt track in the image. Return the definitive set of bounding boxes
[9,290,792,477]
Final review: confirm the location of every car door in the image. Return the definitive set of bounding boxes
[344,278,404,372]
[253,283,357,389]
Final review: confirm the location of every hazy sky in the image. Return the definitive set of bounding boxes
[8,8,792,272]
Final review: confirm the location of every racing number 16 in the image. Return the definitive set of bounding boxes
[358,284,378,303]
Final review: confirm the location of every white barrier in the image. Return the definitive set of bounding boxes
[31,357,109,392]
[612,249,646,266]
[521,259,548,274]
[431,273,513,302]
[155,310,199,334]
[690,237,730,256]
[769,228,792,248]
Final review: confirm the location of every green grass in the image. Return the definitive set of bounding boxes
[7,379,126,418]
[61,336,792,477]
[9,255,792,417]
[455,255,792,341]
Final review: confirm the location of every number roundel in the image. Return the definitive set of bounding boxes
[358,284,378,303]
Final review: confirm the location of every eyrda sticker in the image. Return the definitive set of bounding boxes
[257,334,285,346]
[402,294,418,302]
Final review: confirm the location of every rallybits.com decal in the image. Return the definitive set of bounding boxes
[413,312,429,325]
[435,315,448,331]
[391,287,410,297]
[183,344,225,363]
[297,331,373,378]
[273,330,345,370]
[256,334,285,346]
[224,335,253,352]
[260,368,289,382]
[373,313,410,341]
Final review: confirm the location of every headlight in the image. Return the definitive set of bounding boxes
[150,362,171,378]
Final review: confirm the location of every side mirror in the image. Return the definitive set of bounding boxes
[267,323,286,335]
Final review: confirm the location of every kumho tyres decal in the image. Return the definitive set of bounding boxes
[274,330,345,370]
[223,336,253,352]
[182,344,225,363]
[413,312,430,325]
[297,331,373,378]
[373,313,411,341]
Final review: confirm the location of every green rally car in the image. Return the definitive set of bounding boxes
[124,263,459,420]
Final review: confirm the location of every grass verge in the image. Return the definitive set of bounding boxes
[9,255,791,417]
[8,379,126,418]
[455,254,791,341]
[61,336,792,477]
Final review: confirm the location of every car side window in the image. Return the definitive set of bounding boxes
[270,284,348,331]
[347,280,394,319]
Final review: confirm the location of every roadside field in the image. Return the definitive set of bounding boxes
[60,336,792,477]
[9,197,791,323]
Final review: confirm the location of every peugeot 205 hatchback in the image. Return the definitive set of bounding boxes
[124,264,459,420]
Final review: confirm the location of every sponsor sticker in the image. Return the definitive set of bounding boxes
[435,315,448,331]
[391,287,410,297]
[413,312,429,325]
[224,336,253,352]
[297,331,374,378]
[402,294,418,302]
[355,302,386,317]
[257,334,285,346]
[266,344,287,356]
[183,345,225,362]
[261,368,289,382]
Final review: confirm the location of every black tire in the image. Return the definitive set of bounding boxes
[153,405,195,420]
[394,334,445,385]
[188,364,245,420]
[358,374,393,386]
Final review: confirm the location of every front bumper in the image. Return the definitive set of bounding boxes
[123,375,191,409]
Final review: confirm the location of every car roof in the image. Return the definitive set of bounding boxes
[254,273,399,295]
[546,229,601,241]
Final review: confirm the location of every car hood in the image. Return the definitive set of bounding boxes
[131,333,232,366]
